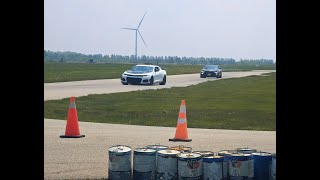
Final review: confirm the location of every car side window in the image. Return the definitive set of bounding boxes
[155,67,159,72]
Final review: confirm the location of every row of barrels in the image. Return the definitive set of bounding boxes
[108,144,276,180]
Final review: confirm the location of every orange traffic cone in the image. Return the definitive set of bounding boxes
[60,97,85,138]
[169,100,192,142]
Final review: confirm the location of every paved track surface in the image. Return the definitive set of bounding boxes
[44,119,276,180]
[44,70,275,101]
[44,70,276,179]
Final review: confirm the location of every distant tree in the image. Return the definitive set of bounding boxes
[44,50,273,65]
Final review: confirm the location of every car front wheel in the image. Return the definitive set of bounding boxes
[159,75,166,85]
[122,82,128,85]
[149,76,154,85]
[200,74,206,78]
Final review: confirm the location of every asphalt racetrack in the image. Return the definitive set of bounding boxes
[44,70,275,101]
[44,70,276,179]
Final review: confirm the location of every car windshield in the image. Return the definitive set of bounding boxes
[203,65,218,70]
[131,66,154,72]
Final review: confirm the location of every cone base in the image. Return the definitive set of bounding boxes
[169,138,192,142]
[60,135,85,138]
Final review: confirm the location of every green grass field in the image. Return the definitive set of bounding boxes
[44,72,276,131]
[44,62,276,83]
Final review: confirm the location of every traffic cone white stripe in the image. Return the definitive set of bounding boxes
[69,102,76,108]
[179,105,186,113]
[178,118,186,124]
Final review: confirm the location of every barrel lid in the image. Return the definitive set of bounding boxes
[237,148,257,152]
[147,144,169,149]
[158,149,180,155]
[252,152,272,156]
[230,153,251,158]
[178,153,201,159]
[218,150,236,156]
[203,155,224,159]
[170,145,192,151]
[193,151,214,157]
[134,148,156,153]
[109,145,131,153]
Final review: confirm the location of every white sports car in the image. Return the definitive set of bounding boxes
[121,64,167,85]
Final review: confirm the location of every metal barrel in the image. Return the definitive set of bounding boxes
[170,145,192,153]
[193,151,214,157]
[157,149,181,180]
[271,153,276,180]
[146,144,169,159]
[108,145,132,180]
[217,150,237,179]
[202,156,227,180]
[177,152,202,180]
[146,144,169,168]
[236,148,257,154]
[252,152,272,180]
[228,153,254,180]
[133,148,157,180]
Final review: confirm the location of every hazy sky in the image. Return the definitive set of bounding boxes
[44,0,276,61]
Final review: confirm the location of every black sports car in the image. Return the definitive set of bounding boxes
[200,65,222,78]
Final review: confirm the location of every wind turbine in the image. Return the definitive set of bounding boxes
[122,11,148,63]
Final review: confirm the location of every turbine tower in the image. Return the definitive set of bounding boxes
[122,11,147,63]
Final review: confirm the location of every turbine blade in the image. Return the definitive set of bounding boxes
[122,28,137,30]
[137,11,147,29]
[138,30,147,48]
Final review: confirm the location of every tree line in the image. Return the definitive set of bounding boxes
[44,50,275,65]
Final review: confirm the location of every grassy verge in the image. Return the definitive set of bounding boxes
[44,73,276,131]
[44,62,276,83]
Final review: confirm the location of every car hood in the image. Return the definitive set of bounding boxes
[125,70,152,75]
[202,68,219,71]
